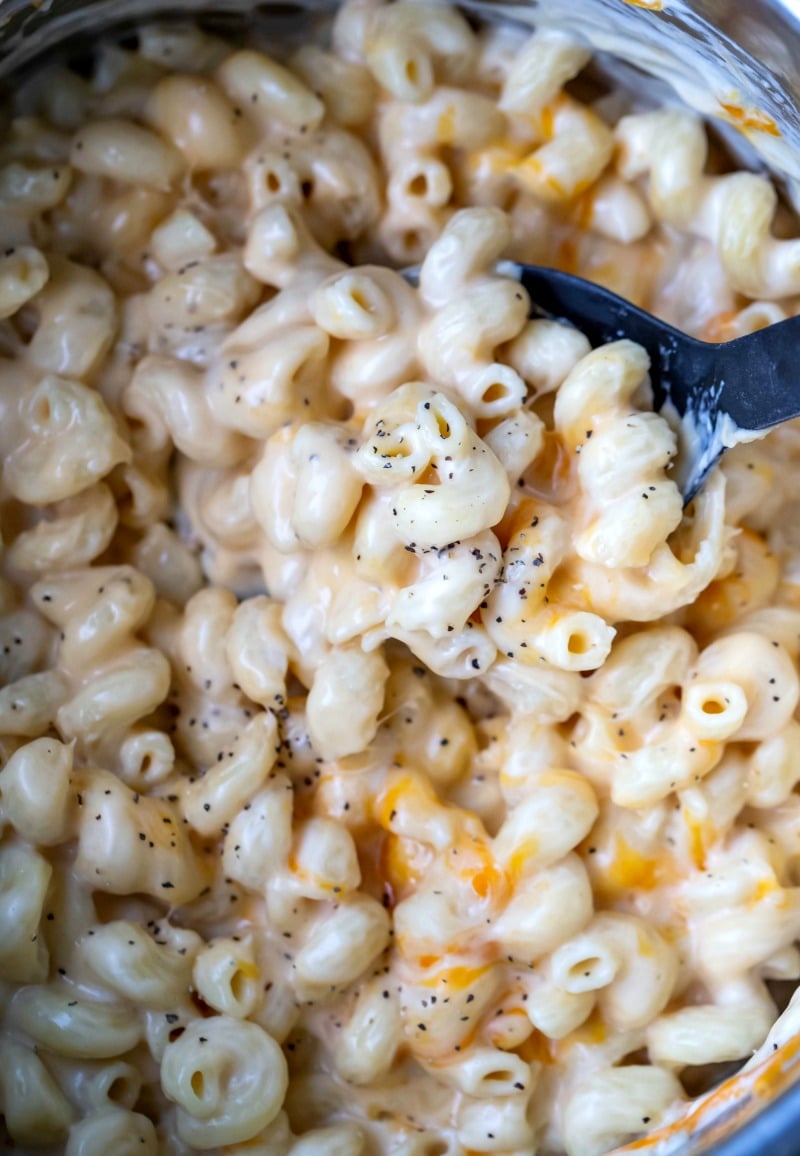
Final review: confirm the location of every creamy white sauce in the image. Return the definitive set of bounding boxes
[661,395,764,496]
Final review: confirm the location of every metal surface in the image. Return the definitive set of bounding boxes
[466,0,800,200]
[0,0,338,73]
[2,0,800,1152]
[3,0,800,196]
[1,0,800,190]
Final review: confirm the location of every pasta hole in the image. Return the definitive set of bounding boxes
[404,57,420,85]
[301,179,314,199]
[384,440,412,459]
[567,632,590,655]
[366,1107,394,1122]
[408,173,428,197]
[190,1070,205,1098]
[230,968,249,1003]
[502,186,522,213]
[567,957,602,982]
[559,711,582,739]
[34,397,52,424]
[168,1026,185,1042]
[116,31,140,51]
[701,698,725,715]
[420,1144,449,1156]
[14,303,40,343]
[115,488,135,523]
[434,412,451,439]
[190,991,215,1016]
[350,287,373,313]
[481,381,510,405]
[126,415,147,439]
[402,229,421,252]
[666,514,703,565]
[417,465,440,486]
[265,170,281,193]
[483,1068,515,1084]
[107,1075,134,1104]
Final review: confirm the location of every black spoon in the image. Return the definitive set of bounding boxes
[502,263,800,504]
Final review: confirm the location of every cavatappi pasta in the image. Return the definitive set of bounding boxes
[1,5,800,1154]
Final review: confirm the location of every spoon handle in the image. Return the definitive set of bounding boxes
[515,263,800,433]
[511,262,705,415]
[719,316,800,430]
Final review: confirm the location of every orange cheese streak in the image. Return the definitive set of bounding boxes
[515,157,567,199]
[556,234,581,275]
[719,101,781,137]
[416,961,493,989]
[375,773,419,829]
[748,876,782,907]
[617,1032,800,1152]
[596,835,660,896]
[573,187,598,231]
[507,838,540,885]
[682,807,716,870]
[375,771,455,830]
[376,772,510,947]
[687,528,778,636]
[436,104,456,144]
[380,832,433,899]
[469,860,506,900]
[539,99,559,142]
[516,1029,557,1065]
[555,1008,608,1056]
[454,835,511,907]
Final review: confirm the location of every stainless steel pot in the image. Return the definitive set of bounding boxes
[477,0,800,203]
[2,0,800,1152]
[3,0,800,195]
